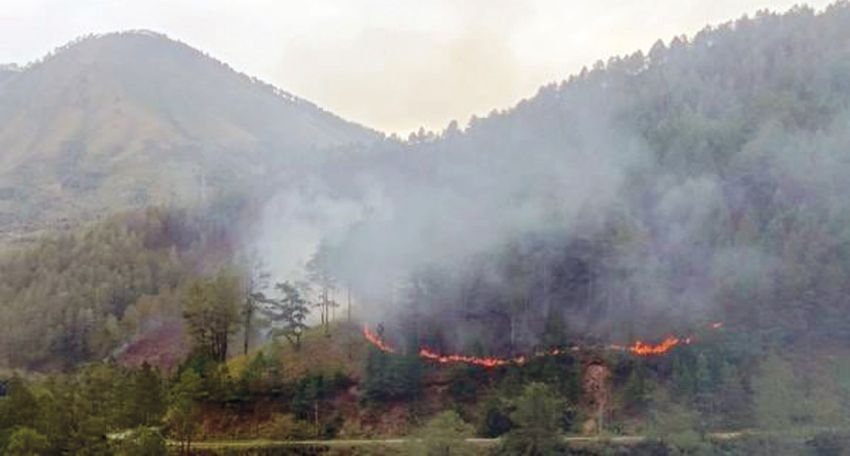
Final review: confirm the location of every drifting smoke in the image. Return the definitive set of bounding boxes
[254,7,850,354]
[254,92,655,345]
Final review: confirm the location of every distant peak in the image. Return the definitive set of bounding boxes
[119,29,169,39]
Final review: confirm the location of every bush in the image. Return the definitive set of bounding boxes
[500,383,566,456]
[256,414,315,440]
[5,427,49,456]
[410,411,476,456]
[807,431,850,456]
[478,395,514,438]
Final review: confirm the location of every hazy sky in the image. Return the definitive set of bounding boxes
[0,0,835,134]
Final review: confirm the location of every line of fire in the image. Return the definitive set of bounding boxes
[363,322,724,368]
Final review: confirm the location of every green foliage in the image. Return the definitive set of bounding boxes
[712,361,750,429]
[239,349,284,397]
[240,255,271,357]
[500,382,565,456]
[306,241,340,336]
[290,371,351,431]
[255,413,315,440]
[363,348,423,403]
[806,431,850,456]
[477,394,514,438]
[266,281,311,349]
[648,390,710,454]
[166,369,203,453]
[753,353,808,429]
[410,410,476,456]
[126,362,166,427]
[4,427,49,456]
[0,376,38,430]
[619,362,655,416]
[16,365,136,454]
[291,373,326,421]
[447,366,484,404]
[0,207,209,369]
[183,270,242,362]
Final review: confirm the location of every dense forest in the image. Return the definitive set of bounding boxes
[0,202,245,369]
[5,3,850,455]
[303,3,850,353]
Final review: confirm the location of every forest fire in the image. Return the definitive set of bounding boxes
[362,322,722,367]
[363,325,395,353]
[418,348,522,368]
[626,336,692,356]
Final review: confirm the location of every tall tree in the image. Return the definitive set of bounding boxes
[240,254,270,356]
[182,271,241,362]
[753,353,808,429]
[502,382,565,456]
[264,281,310,349]
[166,370,202,455]
[306,241,338,335]
[128,362,166,427]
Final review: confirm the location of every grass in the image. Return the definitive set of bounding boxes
[228,320,370,382]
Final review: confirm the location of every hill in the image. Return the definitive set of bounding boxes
[0,31,378,239]
[306,3,850,352]
[0,64,20,86]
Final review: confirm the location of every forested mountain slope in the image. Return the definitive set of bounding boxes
[0,205,240,369]
[7,5,850,454]
[0,31,378,238]
[304,3,850,352]
[6,3,850,369]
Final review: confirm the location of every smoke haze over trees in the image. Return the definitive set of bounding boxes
[254,3,850,355]
[6,3,850,453]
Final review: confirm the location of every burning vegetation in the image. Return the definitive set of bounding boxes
[362,322,723,367]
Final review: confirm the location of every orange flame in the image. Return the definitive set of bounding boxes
[363,325,395,353]
[362,321,722,367]
[629,336,683,356]
[418,348,514,368]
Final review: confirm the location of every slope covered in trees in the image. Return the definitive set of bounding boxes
[297,3,850,355]
[0,31,378,238]
[6,3,850,454]
[0,205,241,369]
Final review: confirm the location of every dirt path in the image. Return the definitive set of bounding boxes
[181,434,672,449]
[182,429,840,451]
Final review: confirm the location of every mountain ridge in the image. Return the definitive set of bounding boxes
[0,30,380,239]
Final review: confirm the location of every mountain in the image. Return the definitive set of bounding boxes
[0,31,378,238]
[0,64,21,86]
[292,3,850,350]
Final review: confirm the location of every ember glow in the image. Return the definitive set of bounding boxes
[363,325,395,353]
[627,336,691,356]
[418,348,522,368]
[362,322,723,367]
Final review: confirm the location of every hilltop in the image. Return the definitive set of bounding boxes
[0,31,378,239]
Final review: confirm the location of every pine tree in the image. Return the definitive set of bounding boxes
[265,281,310,349]
[129,362,166,427]
[182,272,241,362]
[166,370,202,455]
[502,383,565,455]
[753,353,807,429]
